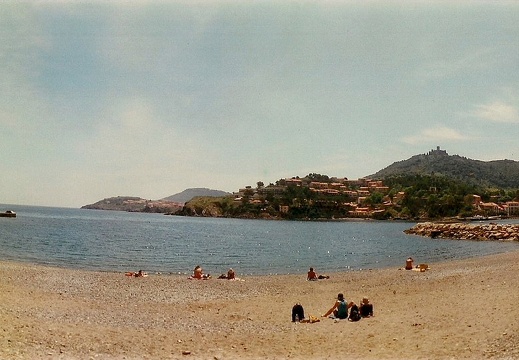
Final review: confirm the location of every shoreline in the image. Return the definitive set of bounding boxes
[2,251,519,359]
[2,244,516,277]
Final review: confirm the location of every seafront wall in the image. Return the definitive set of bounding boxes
[405,222,519,241]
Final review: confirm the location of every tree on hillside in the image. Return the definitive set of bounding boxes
[366,192,384,205]
[276,179,287,186]
[306,173,330,182]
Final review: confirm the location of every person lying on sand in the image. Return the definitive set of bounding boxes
[125,270,148,277]
[322,293,353,319]
[414,263,430,272]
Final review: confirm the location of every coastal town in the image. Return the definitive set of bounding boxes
[83,173,519,221]
[211,174,519,220]
[233,177,399,218]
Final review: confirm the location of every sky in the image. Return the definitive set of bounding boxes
[1,1,518,208]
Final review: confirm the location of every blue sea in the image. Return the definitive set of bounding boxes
[1,204,518,276]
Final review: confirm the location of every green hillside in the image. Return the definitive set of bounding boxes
[162,188,231,203]
[369,148,519,189]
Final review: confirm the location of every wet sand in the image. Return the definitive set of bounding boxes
[1,251,519,359]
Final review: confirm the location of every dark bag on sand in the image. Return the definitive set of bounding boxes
[349,304,361,322]
[292,303,305,322]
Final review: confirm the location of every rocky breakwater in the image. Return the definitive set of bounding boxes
[405,222,519,241]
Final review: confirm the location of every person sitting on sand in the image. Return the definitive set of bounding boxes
[227,268,235,280]
[217,268,244,281]
[191,265,211,280]
[193,265,203,279]
[307,267,330,280]
[405,257,414,270]
[322,293,353,319]
[307,267,318,281]
[359,297,374,317]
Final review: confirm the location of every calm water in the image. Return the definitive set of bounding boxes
[1,204,518,276]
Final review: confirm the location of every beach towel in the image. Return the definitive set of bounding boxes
[301,315,320,323]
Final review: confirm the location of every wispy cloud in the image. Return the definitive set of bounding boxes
[471,101,519,123]
[402,126,468,145]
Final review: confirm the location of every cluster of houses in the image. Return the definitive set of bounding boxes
[232,177,519,218]
[472,195,519,217]
[233,177,404,217]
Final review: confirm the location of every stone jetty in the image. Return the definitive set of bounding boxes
[405,222,519,241]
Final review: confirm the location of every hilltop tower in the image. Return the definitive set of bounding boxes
[428,146,448,156]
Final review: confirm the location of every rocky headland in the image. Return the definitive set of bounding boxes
[405,222,519,241]
[81,196,183,213]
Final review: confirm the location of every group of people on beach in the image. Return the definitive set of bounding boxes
[127,264,372,322]
[304,256,426,322]
[189,265,239,280]
[404,257,430,272]
[188,265,329,282]
[293,291,374,323]
[300,266,374,322]
[126,257,435,325]
[322,293,373,320]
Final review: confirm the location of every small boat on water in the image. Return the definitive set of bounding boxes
[0,210,16,218]
[467,215,500,221]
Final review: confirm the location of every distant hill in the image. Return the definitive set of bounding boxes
[81,188,230,213]
[162,188,231,204]
[368,147,519,188]
[81,196,183,213]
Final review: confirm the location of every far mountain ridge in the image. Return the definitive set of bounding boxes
[81,188,231,212]
[162,188,231,204]
[368,147,519,188]
[81,196,183,213]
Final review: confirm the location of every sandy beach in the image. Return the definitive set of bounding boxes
[2,251,519,360]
